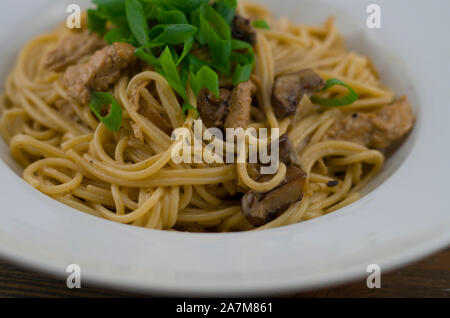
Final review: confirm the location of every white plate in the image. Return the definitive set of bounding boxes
[0,0,449,296]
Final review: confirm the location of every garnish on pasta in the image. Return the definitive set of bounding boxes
[89,92,123,132]
[253,19,270,29]
[311,78,359,107]
[87,0,255,111]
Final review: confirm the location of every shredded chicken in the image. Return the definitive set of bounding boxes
[325,96,415,150]
[45,30,106,72]
[63,42,136,105]
[224,80,256,129]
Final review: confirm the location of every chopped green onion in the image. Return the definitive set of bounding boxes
[176,37,195,65]
[253,19,270,29]
[231,39,253,50]
[230,52,253,65]
[125,0,150,46]
[104,24,135,45]
[142,1,159,20]
[197,3,232,74]
[89,1,128,31]
[135,47,161,71]
[159,46,188,101]
[213,0,237,24]
[93,0,126,18]
[190,66,220,98]
[182,103,200,119]
[87,9,106,34]
[149,24,198,46]
[311,78,359,107]
[190,8,206,44]
[233,63,253,85]
[156,7,189,24]
[90,92,123,132]
[186,54,212,73]
[230,39,254,85]
[165,0,209,13]
[180,62,190,89]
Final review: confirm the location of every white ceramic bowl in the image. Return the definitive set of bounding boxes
[0,0,449,296]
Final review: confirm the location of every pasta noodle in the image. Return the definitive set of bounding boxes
[0,1,403,232]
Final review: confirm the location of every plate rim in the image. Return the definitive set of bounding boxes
[0,0,449,296]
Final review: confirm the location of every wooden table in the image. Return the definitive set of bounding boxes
[0,248,448,298]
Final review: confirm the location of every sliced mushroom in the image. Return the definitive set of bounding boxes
[197,88,231,128]
[241,166,307,227]
[231,15,257,45]
[272,69,326,119]
[277,134,302,168]
[224,80,256,129]
[248,134,302,181]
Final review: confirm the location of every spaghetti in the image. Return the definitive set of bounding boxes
[0,1,411,232]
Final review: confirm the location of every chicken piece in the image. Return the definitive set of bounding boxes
[241,166,307,226]
[231,15,257,45]
[63,42,136,104]
[197,88,231,128]
[224,81,256,129]
[44,30,106,72]
[272,69,325,119]
[325,96,415,150]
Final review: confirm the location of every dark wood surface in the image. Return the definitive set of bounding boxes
[0,248,448,298]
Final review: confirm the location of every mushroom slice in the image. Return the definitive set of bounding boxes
[277,133,302,168]
[241,166,307,227]
[231,15,257,45]
[272,69,325,119]
[249,134,302,181]
[197,88,231,128]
